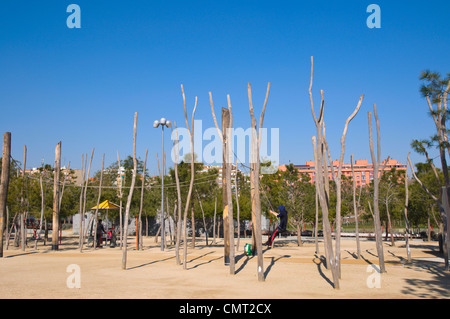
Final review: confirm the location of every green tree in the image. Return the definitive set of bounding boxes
[408,163,442,235]
[379,168,406,246]
[261,164,315,245]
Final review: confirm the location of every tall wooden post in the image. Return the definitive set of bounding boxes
[368,106,386,273]
[181,85,197,270]
[0,132,11,258]
[80,149,94,252]
[52,142,61,251]
[248,82,270,282]
[172,122,183,265]
[20,145,27,251]
[226,95,235,274]
[404,152,411,263]
[351,154,361,259]
[222,107,230,265]
[122,112,138,269]
[93,153,105,250]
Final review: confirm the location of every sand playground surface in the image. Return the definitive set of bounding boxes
[0,232,449,299]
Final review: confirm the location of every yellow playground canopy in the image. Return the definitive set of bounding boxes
[91,200,121,210]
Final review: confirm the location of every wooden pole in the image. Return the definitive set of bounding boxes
[314,191,319,254]
[122,112,138,269]
[405,152,411,263]
[77,154,85,249]
[155,153,161,244]
[248,82,270,282]
[181,84,197,270]
[5,206,10,250]
[116,151,123,248]
[234,158,241,251]
[93,153,105,249]
[309,57,339,288]
[351,154,361,259]
[222,107,230,265]
[80,148,94,252]
[20,145,27,251]
[226,95,235,274]
[52,141,61,251]
[208,92,224,249]
[322,94,363,277]
[0,132,11,258]
[172,122,183,265]
[368,106,386,273]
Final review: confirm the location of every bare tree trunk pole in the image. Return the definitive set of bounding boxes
[181,85,197,270]
[51,142,61,251]
[76,154,85,249]
[234,158,241,251]
[405,152,411,262]
[226,94,235,275]
[0,132,11,258]
[5,206,10,250]
[122,112,138,270]
[190,202,195,249]
[309,56,339,288]
[209,92,223,249]
[385,196,395,246]
[222,107,231,265]
[163,151,167,250]
[248,82,270,282]
[322,94,363,277]
[309,58,331,268]
[93,153,105,250]
[172,122,183,265]
[351,154,361,259]
[368,105,386,273]
[80,149,94,252]
[155,152,162,244]
[20,145,27,251]
[209,91,232,263]
[116,151,123,248]
[314,191,319,254]
[313,137,339,288]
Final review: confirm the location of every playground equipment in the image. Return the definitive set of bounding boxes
[88,200,121,247]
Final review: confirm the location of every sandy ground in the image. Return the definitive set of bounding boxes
[0,232,449,300]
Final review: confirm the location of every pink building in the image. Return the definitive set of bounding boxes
[279,159,406,187]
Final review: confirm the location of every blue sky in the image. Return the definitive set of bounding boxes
[1,0,449,176]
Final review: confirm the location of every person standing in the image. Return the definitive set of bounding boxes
[265,205,288,247]
[96,219,106,248]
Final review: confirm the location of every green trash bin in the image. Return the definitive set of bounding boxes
[244,243,252,256]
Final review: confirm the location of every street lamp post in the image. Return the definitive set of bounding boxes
[153,118,171,251]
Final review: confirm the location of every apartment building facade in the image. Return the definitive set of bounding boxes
[279,158,407,187]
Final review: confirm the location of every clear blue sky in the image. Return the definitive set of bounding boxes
[1,0,449,176]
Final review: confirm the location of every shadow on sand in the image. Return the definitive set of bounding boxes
[313,254,335,289]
